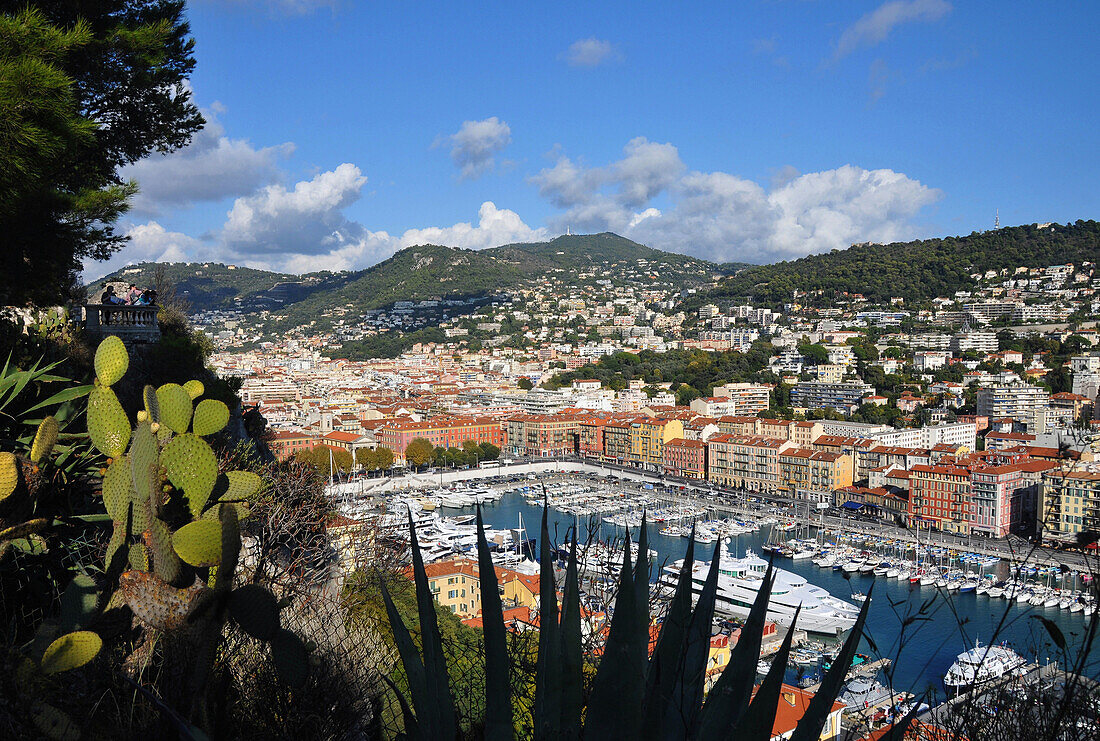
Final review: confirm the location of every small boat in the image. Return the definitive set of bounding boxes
[959,580,978,593]
[886,567,900,579]
[1043,594,1061,609]
[987,586,1004,598]
[896,569,911,581]
[851,593,867,603]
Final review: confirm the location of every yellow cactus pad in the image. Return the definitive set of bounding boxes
[93,336,129,386]
[40,630,102,674]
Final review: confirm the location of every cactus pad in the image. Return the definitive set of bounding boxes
[270,628,309,687]
[162,433,218,516]
[183,379,205,400]
[40,630,102,674]
[156,383,193,434]
[129,423,160,516]
[101,456,132,523]
[224,470,262,500]
[93,335,129,386]
[128,543,149,571]
[192,398,230,436]
[172,520,223,567]
[228,584,280,641]
[147,515,182,584]
[118,570,210,631]
[105,522,127,571]
[0,452,18,501]
[59,574,98,632]
[87,386,130,458]
[30,416,59,464]
[32,703,80,741]
[143,384,160,424]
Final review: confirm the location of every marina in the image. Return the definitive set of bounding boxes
[345,470,1100,703]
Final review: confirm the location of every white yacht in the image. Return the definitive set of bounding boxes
[661,550,860,635]
[943,640,1027,691]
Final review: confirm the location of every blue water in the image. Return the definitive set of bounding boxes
[461,491,1100,700]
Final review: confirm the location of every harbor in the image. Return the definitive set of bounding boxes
[339,467,1100,715]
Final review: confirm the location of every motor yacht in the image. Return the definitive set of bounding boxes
[661,550,860,635]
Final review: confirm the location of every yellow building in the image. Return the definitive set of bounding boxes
[630,418,685,469]
[1040,468,1100,536]
[778,449,854,496]
[420,559,482,617]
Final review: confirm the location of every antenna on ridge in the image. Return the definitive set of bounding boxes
[994,209,1000,230]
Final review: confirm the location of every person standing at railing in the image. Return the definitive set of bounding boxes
[126,284,143,304]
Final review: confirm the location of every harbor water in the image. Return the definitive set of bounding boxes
[459,490,1100,700]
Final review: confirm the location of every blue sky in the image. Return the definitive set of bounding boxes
[91,0,1100,278]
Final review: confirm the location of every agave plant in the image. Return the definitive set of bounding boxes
[382,505,921,740]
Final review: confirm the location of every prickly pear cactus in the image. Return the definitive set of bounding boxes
[0,451,18,500]
[93,335,128,386]
[101,456,132,523]
[172,520,223,567]
[183,379,205,400]
[30,416,59,464]
[142,384,160,424]
[40,631,103,675]
[192,398,230,437]
[156,383,193,434]
[87,386,130,458]
[118,570,208,631]
[162,434,218,516]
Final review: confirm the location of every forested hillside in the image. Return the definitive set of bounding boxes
[699,220,1099,307]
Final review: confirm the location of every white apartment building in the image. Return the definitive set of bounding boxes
[976,384,1050,430]
[1071,354,1100,401]
[871,422,977,450]
[712,382,772,414]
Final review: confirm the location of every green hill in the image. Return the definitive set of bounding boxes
[698,220,1100,308]
[90,233,723,319]
[85,262,322,310]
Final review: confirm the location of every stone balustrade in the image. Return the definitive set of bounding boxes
[83,304,161,344]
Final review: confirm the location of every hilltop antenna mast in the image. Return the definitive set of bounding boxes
[994,209,1000,230]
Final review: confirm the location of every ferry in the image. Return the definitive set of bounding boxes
[943,639,1027,692]
[660,550,860,635]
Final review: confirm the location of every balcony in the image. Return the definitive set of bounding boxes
[83,304,161,345]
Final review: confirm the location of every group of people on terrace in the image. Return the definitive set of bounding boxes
[100,283,157,306]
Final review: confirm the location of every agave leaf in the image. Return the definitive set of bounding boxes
[584,527,645,740]
[380,579,432,738]
[788,585,873,741]
[633,515,651,672]
[697,559,777,736]
[662,538,723,737]
[732,605,801,739]
[475,505,513,741]
[406,510,458,739]
[642,523,697,740]
[558,526,582,740]
[25,384,94,413]
[533,502,561,740]
[381,672,423,741]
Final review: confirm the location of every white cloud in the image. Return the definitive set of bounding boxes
[122,111,294,215]
[440,117,512,179]
[562,37,619,68]
[834,0,951,60]
[221,163,369,255]
[532,140,940,263]
[262,201,546,273]
[83,222,210,281]
[531,137,685,232]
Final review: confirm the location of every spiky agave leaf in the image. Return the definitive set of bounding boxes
[584,526,646,740]
[731,605,801,739]
[558,526,582,740]
[475,505,513,741]
[642,524,697,740]
[533,502,561,740]
[788,585,873,741]
[697,559,777,736]
[379,578,432,741]
[662,538,724,737]
[407,510,457,739]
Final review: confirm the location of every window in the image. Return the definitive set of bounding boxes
[448,590,458,599]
